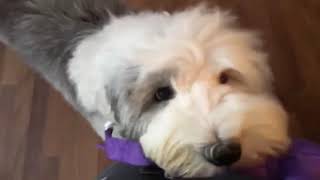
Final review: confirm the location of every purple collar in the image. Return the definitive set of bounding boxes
[98,130,320,179]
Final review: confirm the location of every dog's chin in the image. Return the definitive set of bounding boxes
[140,136,220,178]
[140,139,289,178]
[140,102,223,178]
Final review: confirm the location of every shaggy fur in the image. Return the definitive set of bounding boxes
[0,0,290,178]
[0,0,128,134]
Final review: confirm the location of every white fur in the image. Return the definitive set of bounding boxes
[68,12,174,134]
[68,6,290,178]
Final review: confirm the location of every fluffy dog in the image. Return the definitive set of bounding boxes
[0,0,290,178]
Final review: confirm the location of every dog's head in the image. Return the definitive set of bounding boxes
[69,6,290,178]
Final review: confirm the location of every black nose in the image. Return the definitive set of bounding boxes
[203,141,241,166]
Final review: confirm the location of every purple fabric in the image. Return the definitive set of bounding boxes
[99,129,153,166]
[241,139,320,180]
[99,130,320,179]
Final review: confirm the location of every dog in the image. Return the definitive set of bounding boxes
[0,0,290,178]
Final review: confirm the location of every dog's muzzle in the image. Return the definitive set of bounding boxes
[202,140,241,166]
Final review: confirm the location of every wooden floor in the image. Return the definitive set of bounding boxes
[0,0,320,180]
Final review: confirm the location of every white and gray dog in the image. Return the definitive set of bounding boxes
[0,0,290,178]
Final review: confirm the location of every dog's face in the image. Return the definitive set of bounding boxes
[69,6,290,178]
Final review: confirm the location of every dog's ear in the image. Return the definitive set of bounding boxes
[105,66,141,122]
[71,64,140,119]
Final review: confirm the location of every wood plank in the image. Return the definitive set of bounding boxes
[23,76,50,180]
[0,48,30,85]
[5,74,34,180]
[0,85,17,180]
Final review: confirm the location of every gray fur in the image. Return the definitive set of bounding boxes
[0,0,175,140]
[107,67,175,139]
[0,0,128,133]
[0,0,127,99]
[0,0,177,140]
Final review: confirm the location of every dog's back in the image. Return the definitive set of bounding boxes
[0,0,128,108]
[0,0,127,42]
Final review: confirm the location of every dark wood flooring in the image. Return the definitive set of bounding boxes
[0,0,319,179]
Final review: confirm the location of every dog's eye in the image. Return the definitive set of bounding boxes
[154,86,174,102]
[219,72,229,84]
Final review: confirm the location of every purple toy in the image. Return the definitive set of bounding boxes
[99,129,320,180]
[98,129,153,166]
